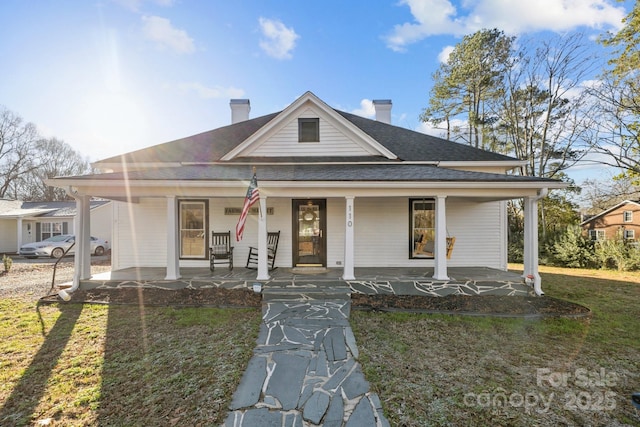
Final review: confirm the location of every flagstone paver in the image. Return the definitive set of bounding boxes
[225,290,390,427]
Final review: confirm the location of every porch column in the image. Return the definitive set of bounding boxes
[342,196,355,280]
[74,195,91,280]
[256,195,270,280]
[165,196,181,280]
[523,195,543,295]
[433,195,449,280]
[16,217,23,253]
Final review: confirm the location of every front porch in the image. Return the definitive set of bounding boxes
[81,266,533,297]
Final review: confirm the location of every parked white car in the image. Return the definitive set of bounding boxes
[19,235,110,259]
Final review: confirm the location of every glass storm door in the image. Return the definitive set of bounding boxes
[179,200,207,259]
[293,199,326,267]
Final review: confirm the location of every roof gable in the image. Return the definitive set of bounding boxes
[91,91,523,171]
[221,92,397,160]
[580,200,640,225]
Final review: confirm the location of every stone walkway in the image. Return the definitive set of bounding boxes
[224,286,390,426]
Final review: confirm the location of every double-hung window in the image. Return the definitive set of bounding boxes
[623,210,633,222]
[410,198,435,258]
[179,200,208,259]
[41,222,63,240]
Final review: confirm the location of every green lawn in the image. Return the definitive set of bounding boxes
[1,267,638,426]
[0,301,260,426]
[351,265,640,426]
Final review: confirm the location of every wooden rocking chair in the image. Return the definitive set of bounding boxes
[209,231,234,271]
[246,231,280,270]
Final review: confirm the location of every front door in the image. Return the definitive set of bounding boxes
[293,199,326,267]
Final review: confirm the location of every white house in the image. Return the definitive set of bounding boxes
[48,92,565,294]
[0,199,111,254]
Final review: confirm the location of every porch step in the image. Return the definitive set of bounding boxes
[261,281,351,302]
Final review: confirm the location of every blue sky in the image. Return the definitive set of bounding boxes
[0,0,633,183]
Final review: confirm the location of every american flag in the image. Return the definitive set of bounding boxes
[235,173,259,241]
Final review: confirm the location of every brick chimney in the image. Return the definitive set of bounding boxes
[230,99,250,124]
[372,99,392,124]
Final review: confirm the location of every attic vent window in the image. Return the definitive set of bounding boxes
[298,118,319,142]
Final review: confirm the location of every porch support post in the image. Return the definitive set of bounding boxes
[165,196,181,280]
[75,195,91,280]
[342,196,355,280]
[256,195,270,280]
[523,193,544,295]
[16,217,23,253]
[433,195,449,280]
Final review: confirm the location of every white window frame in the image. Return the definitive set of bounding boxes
[179,200,208,259]
[298,118,320,143]
[624,229,635,240]
[410,198,435,259]
[589,229,605,241]
[41,222,63,240]
[623,210,633,222]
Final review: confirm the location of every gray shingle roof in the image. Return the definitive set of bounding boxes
[73,164,556,183]
[93,109,516,166]
[94,113,279,165]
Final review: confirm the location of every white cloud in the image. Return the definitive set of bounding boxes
[437,45,454,63]
[258,17,299,60]
[177,82,245,99]
[385,0,626,52]
[142,15,195,54]
[351,99,376,118]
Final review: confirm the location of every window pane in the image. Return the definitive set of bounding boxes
[411,199,435,258]
[41,222,63,240]
[180,201,206,258]
[299,118,319,142]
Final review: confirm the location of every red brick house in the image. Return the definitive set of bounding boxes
[581,200,640,241]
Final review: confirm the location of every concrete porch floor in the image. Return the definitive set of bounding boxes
[84,266,533,297]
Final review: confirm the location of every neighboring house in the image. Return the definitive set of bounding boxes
[48,92,566,294]
[0,199,112,254]
[581,200,640,241]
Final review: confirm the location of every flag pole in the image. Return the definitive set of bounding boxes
[254,166,263,219]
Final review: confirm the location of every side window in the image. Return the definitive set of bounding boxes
[623,210,633,222]
[410,198,435,259]
[179,200,208,259]
[298,118,320,142]
[41,222,63,240]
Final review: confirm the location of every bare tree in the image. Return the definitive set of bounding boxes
[589,2,640,180]
[18,138,92,201]
[0,106,40,198]
[493,33,597,179]
[587,74,640,177]
[579,176,640,215]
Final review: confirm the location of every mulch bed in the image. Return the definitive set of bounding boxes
[351,293,591,317]
[40,287,590,317]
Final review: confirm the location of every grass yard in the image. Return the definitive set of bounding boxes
[351,265,640,426]
[0,301,260,426]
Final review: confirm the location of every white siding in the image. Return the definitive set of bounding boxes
[248,108,375,157]
[446,199,505,269]
[113,198,167,269]
[111,196,506,270]
[208,197,293,269]
[354,198,409,267]
[89,203,112,244]
[0,219,17,253]
[352,197,504,268]
[326,198,345,267]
